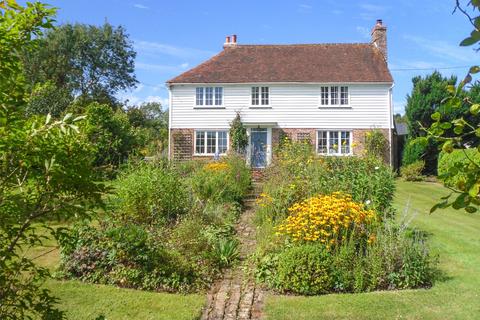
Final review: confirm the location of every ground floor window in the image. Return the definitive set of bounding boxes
[195,130,228,155]
[317,130,351,155]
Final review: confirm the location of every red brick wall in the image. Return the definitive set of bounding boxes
[169,128,194,162]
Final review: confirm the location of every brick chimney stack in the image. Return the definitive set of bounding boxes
[371,19,387,62]
[223,34,238,49]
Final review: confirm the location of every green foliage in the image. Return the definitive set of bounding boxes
[190,155,251,204]
[438,149,480,189]
[113,162,189,225]
[256,217,437,295]
[83,102,136,170]
[364,129,388,160]
[22,22,137,106]
[229,112,248,154]
[25,81,72,118]
[401,160,425,181]
[402,137,426,166]
[127,102,169,156]
[214,238,239,267]
[274,245,333,295]
[416,1,480,212]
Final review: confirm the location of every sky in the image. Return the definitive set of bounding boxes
[31,0,479,114]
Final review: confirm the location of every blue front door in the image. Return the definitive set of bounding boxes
[251,129,267,168]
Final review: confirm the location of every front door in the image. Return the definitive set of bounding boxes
[251,128,267,168]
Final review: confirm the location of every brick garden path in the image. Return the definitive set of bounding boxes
[201,181,264,320]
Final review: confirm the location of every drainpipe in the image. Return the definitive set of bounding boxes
[167,84,172,160]
[389,83,395,167]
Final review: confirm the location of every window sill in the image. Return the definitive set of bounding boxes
[193,153,227,157]
[317,153,353,157]
[318,106,352,109]
[193,106,226,110]
[249,106,272,109]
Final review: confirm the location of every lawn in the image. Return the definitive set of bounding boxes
[263,180,480,320]
[26,222,205,320]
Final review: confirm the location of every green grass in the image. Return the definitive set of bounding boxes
[26,221,205,320]
[264,180,480,320]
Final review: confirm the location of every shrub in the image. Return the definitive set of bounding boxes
[274,244,333,295]
[402,138,426,166]
[401,160,425,181]
[364,129,388,160]
[114,163,189,225]
[438,148,480,188]
[275,192,377,246]
[190,155,251,204]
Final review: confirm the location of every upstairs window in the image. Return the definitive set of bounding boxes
[252,86,269,105]
[317,130,351,155]
[195,87,223,106]
[320,86,349,106]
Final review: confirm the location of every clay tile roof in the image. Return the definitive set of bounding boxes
[167,43,393,84]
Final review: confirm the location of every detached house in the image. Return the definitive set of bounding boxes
[167,20,394,168]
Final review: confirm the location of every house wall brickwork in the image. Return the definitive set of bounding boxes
[170,127,392,165]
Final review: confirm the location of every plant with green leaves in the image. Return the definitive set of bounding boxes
[0,2,105,318]
[415,0,480,212]
[229,112,248,154]
[364,129,388,160]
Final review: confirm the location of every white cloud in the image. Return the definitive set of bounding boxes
[332,9,343,15]
[356,26,370,39]
[135,62,182,73]
[133,4,148,10]
[298,4,313,13]
[299,4,312,9]
[403,35,478,63]
[180,62,189,69]
[393,100,406,115]
[134,40,215,59]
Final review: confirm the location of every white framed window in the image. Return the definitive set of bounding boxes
[320,86,329,105]
[252,86,269,105]
[194,130,229,155]
[317,130,352,155]
[320,86,349,106]
[195,87,223,106]
[340,86,348,105]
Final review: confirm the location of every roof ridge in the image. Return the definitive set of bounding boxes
[234,43,372,47]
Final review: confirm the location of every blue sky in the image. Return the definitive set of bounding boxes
[36,0,477,114]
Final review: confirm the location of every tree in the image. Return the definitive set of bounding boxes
[417,0,480,212]
[83,102,136,170]
[229,112,248,154]
[22,22,137,111]
[404,72,458,174]
[0,2,105,318]
[126,102,169,156]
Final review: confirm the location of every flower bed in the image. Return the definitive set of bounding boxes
[254,141,438,295]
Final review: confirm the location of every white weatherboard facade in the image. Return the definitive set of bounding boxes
[169,83,393,129]
[168,82,394,167]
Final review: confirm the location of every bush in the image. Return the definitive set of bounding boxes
[256,216,438,295]
[438,148,480,188]
[364,129,388,160]
[274,245,333,295]
[190,155,251,204]
[401,160,425,181]
[402,138,425,166]
[114,163,189,225]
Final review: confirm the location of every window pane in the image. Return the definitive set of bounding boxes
[195,131,205,153]
[329,131,339,154]
[341,131,350,154]
[215,87,223,105]
[196,88,203,105]
[340,86,348,105]
[321,86,329,105]
[218,131,228,154]
[206,131,216,153]
[317,131,327,154]
[330,86,338,105]
[205,87,213,105]
[261,87,269,105]
[251,87,259,105]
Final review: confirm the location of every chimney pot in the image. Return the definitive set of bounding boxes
[232,34,237,43]
[225,36,230,43]
[371,19,387,62]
